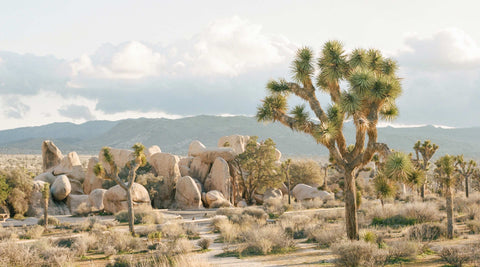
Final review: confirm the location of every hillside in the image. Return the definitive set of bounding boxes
[0,116,479,159]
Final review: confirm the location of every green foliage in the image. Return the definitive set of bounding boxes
[435,154,456,187]
[371,215,416,227]
[373,172,396,203]
[37,217,60,226]
[237,136,282,204]
[288,160,323,187]
[0,175,10,205]
[41,183,50,200]
[384,152,413,183]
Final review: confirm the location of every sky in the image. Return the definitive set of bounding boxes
[1,0,480,130]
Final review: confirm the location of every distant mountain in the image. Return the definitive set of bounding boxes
[0,116,479,160]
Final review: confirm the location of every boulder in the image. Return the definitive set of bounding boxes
[69,179,84,195]
[198,148,236,163]
[149,153,180,183]
[280,183,289,195]
[83,157,103,195]
[67,194,89,215]
[34,172,57,184]
[179,157,193,177]
[275,149,282,161]
[188,140,206,157]
[205,190,231,208]
[193,178,203,194]
[217,135,250,154]
[50,175,71,201]
[52,152,85,181]
[42,140,63,171]
[237,200,248,208]
[103,183,150,214]
[189,157,211,183]
[207,157,231,200]
[28,180,71,217]
[145,145,162,161]
[292,183,334,201]
[264,188,283,202]
[88,189,107,212]
[175,176,203,210]
[99,148,134,173]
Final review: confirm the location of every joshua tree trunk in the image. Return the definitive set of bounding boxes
[43,197,48,230]
[465,176,469,198]
[344,168,358,240]
[323,166,329,191]
[126,187,135,236]
[446,184,454,239]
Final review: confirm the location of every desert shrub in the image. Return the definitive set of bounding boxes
[289,160,324,187]
[307,226,343,248]
[401,202,440,223]
[0,241,43,266]
[315,208,344,222]
[79,216,110,232]
[216,218,241,243]
[160,221,186,241]
[387,240,419,261]
[371,215,416,227]
[0,226,17,240]
[197,238,212,250]
[92,230,146,253]
[439,246,471,267]
[467,220,480,234]
[37,216,60,226]
[300,198,324,209]
[279,214,313,239]
[108,254,211,267]
[38,245,75,266]
[115,207,164,225]
[332,240,388,267]
[408,223,446,241]
[263,197,289,216]
[183,223,200,239]
[69,234,96,256]
[242,206,268,220]
[239,224,294,255]
[0,168,33,217]
[20,225,44,239]
[361,230,377,243]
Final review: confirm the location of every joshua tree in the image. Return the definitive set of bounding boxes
[373,171,395,208]
[94,143,147,236]
[413,140,439,199]
[257,41,401,239]
[434,155,456,239]
[281,159,292,204]
[41,183,50,230]
[454,155,478,198]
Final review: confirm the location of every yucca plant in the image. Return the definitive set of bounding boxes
[434,155,456,239]
[413,140,439,199]
[257,41,402,240]
[454,155,478,198]
[94,143,147,236]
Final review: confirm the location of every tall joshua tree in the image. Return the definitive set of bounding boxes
[454,155,478,198]
[413,140,439,199]
[41,183,50,230]
[257,41,402,240]
[94,143,147,236]
[434,155,456,239]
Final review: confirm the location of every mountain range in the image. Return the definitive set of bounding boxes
[0,115,479,160]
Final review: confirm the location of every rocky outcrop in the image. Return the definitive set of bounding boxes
[188,140,206,157]
[217,135,250,154]
[52,152,85,181]
[83,157,103,195]
[28,180,71,216]
[33,172,57,184]
[198,148,236,163]
[189,157,211,183]
[67,195,89,215]
[264,188,283,202]
[42,140,63,172]
[205,157,230,200]
[292,183,334,201]
[145,145,162,161]
[103,183,150,214]
[50,175,71,201]
[99,148,134,173]
[178,157,193,177]
[205,190,231,208]
[175,176,203,209]
[88,189,107,212]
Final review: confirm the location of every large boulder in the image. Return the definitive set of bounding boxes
[88,189,107,212]
[99,148,134,173]
[264,188,283,202]
[149,153,180,182]
[205,157,231,200]
[217,135,250,154]
[198,148,236,163]
[205,190,231,208]
[28,180,71,217]
[42,140,63,172]
[83,157,103,195]
[292,183,334,201]
[188,140,206,157]
[67,195,89,215]
[103,183,150,214]
[52,152,85,181]
[178,157,194,177]
[175,176,203,210]
[33,172,57,184]
[189,157,211,183]
[145,145,162,161]
[50,175,71,201]
[69,179,84,195]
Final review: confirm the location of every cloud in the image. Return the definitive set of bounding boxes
[58,104,96,120]
[1,96,30,118]
[398,28,480,70]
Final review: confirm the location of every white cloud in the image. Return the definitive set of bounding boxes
[398,28,480,70]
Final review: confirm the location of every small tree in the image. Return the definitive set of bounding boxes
[41,183,50,230]
[288,159,324,188]
[454,155,478,198]
[434,155,456,239]
[383,152,414,196]
[236,136,282,205]
[413,140,439,199]
[281,159,292,204]
[373,171,395,207]
[94,143,147,236]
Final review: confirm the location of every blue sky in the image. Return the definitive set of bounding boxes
[1,0,480,129]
